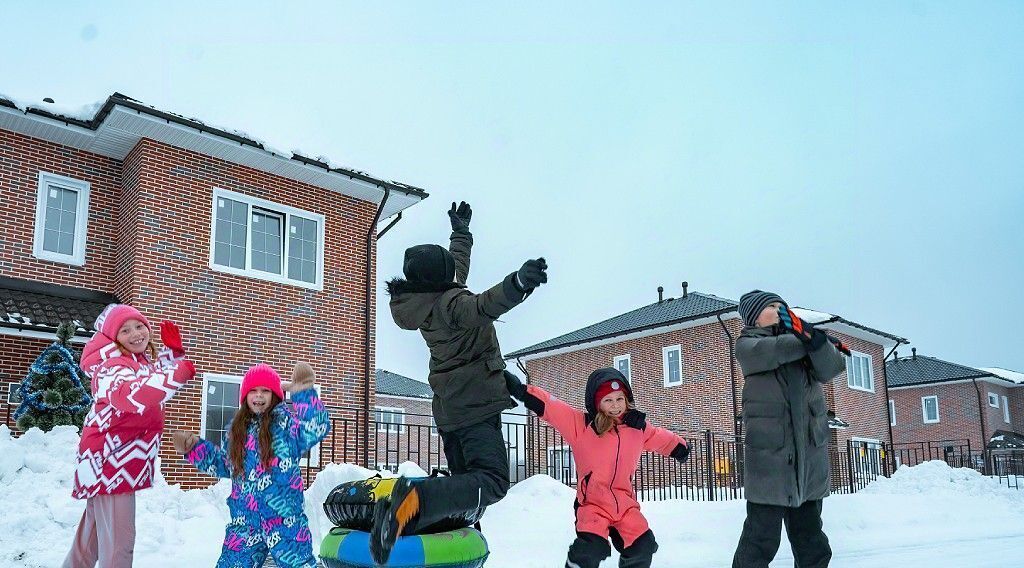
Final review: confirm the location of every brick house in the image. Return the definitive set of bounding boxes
[886,350,1024,460]
[373,369,446,473]
[504,285,908,485]
[0,92,428,487]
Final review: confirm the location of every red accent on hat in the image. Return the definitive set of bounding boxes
[240,364,285,404]
[594,380,623,409]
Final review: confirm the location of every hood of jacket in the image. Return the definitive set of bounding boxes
[583,367,635,418]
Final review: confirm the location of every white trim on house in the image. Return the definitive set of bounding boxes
[0,101,423,219]
[0,327,89,344]
[613,354,632,382]
[208,188,326,290]
[889,400,896,427]
[510,313,742,363]
[987,392,999,408]
[374,406,406,434]
[922,395,940,424]
[888,376,1021,390]
[32,172,90,266]
[1003,395,1011,424]
[662,345,683,387]
[846,351,875,393]
[375,394,432,403]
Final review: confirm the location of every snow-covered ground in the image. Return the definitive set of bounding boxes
[2,425,1022,567]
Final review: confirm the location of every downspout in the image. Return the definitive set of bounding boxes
[971,377,987,459]
[881,343,899,473]
[716,314,739,438]
[364,186,392,467]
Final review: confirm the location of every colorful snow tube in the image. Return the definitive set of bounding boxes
[323,475,483,533]
[319,526,489,568]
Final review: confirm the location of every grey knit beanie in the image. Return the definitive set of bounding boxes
[738,290,787,327]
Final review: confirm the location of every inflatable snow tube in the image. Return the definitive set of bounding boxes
[319,526,489,568]
[323,474,483,532]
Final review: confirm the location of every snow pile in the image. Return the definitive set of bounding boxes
[1,427,1022,567]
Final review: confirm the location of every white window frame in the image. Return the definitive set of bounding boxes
[845,351,875,393]
[209,188,326,290]
[922,395,940,424]
[200,373,322,467]
[546,444,576,482]
[987,392,999,408]
[430,416,438,437]
[613,354,631,382]
[888,400,896,427]
[662,345,683,387]
[33,172,90,266]
[7,382,22,405]
[375,406,406,434]
[1003,395,1011,424]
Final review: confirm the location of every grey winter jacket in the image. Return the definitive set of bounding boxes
[388,230,525,431]
[736,325,846,507]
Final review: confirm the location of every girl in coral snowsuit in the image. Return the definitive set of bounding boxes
[506,367,691,568]
[174,363,330,568]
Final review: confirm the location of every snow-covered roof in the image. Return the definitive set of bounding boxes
[0,92,428,219]
[980,367,1024,385]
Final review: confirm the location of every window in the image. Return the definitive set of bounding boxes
[922,396,940,424]
[200,375,242,449]
[988,393,999,408]
[846,352,874,392]
[430,416,438,437]
[1003,396,1011,424]
[663,345,683,387]
[7,382,22,405]
[375,407,405,433]
[852,438,883,480]
[547,445,576,483]
[210,188,325,289]
[33,172,90,265]
[613,355,631,382]
[889,400,896,427]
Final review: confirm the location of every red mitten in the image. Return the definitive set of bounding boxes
[159,320,186,358]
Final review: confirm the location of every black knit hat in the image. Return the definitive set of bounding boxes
[403,244,456,285]
[738,290,787,327]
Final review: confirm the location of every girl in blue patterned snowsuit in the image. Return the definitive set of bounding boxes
[173,362,330,568]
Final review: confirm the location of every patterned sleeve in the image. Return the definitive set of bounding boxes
[288,388,331,454]
[185,438,233,479]
[95,359,189,414]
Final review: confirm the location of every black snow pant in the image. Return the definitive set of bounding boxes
[565,529,658,568]
[732,499,831,568]
[409,414,509,532]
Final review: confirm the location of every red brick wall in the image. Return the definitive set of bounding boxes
[0,336,56,427]
[826,332,892,446]
[890,382,987,450]
[0,129,121,292]
[374,395,446,472]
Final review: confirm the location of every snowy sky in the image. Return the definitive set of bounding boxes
[3,2,1022,379]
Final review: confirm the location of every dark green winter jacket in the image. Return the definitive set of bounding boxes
[388,230,525,431]
[736,325,846,507]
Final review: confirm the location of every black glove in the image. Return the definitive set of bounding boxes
[504,371,527,401]
[515,258,548,291]
[620,409,647,431]
[778,306,827,350]
[670,442,691,464]
[448,201,472,232]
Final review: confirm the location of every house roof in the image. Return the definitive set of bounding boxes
[988,430,1024,450]
[0,276,116,338]
[885,354,1013,388]
[980,367,1024,385]
[0,92,427,219]
[505,290,907,359]
[375,369,433,399]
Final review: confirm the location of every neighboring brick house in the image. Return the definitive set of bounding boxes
[373,369,446,473]
[0,92,428,487]
[886,351,1024,460]
[504,285,908,485]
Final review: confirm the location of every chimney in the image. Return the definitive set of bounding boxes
[657,286,664,303]
[682,281,689,298]
[912,347,917,360]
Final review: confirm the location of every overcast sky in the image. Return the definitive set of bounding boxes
[3,2,1022,380]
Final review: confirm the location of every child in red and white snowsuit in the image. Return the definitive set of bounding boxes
[506,367,690,568]
[63,304,196,567]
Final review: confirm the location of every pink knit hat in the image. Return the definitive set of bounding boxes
[240,364,285,404]
[94,303,150,339]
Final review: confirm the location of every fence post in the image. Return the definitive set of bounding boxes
[705,430,715,502]
[847,439,856,494]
